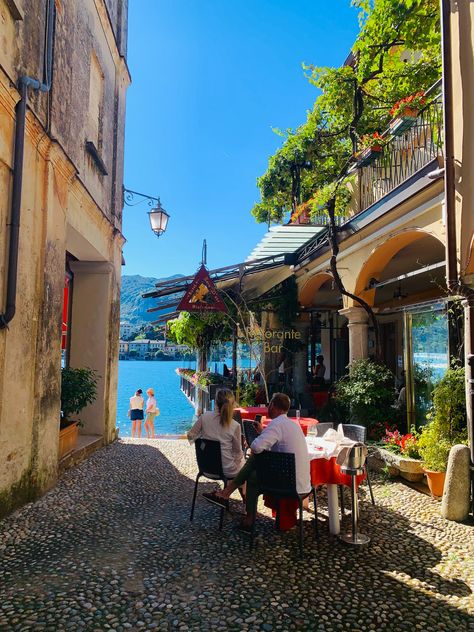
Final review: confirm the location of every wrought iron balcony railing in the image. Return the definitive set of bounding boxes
[358,83,443,212]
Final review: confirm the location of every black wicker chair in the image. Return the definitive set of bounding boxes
[190,438,228,530]
[233,410,246,452]
[242,419,259,458]
[340,424,375,505]
[251,451,318,558]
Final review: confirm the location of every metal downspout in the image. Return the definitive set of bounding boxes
[0,0,55,329]
[440,0,474,515]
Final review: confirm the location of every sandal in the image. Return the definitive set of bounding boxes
[202,492,229,510]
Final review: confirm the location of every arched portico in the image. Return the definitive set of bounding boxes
[352,229,445,308]
[299,272,334,307]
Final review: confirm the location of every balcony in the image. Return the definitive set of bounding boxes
[357,82,443,212]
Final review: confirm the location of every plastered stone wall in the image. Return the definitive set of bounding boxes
[0,0,129,516]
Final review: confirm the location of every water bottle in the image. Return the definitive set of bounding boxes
[296,409,301,420]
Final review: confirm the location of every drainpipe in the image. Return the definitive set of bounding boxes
[0,0,55,329]
[440,0,474,516]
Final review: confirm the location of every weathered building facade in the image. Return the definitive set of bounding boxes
[0,0,130,515]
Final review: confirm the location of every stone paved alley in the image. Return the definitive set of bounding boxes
[0,439,473,632]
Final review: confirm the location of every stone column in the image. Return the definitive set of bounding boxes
[339,307,369,363]
[69,261,115,438]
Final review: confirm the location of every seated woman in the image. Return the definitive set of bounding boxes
[187,388,245,492]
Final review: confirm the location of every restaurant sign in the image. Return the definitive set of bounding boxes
[177,264,228,313]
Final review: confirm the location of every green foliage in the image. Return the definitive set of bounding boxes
[167,311,233,351]
[251,0,441,225]
[60,367,99,423]
[418,366,467,471]
[417,424,451,472]
[240,382,259,407]
[310,180,354,219]
[335,358,395,430]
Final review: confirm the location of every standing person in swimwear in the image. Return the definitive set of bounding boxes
[129,389,144,438]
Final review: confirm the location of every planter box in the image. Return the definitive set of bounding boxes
[356,146,383,167]
[368,446,424,482]
[58,422,79,460]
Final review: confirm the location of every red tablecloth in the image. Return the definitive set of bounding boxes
[264,456,366,531]
[262,416,318,436]
[234,406,268,420]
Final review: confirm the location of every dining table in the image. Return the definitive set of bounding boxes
[264,434,365,535]
[261,415,318,436]
[234,406,268,420]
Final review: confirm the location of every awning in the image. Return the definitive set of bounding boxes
[143,226,321,316]
[143,253,291,304]
[247,225,325,260]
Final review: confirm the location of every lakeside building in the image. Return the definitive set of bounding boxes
[120,320,135,339]
[120,339,191,359]
[119,340,129,359]
[128,339,164,358]
[0,0,130,515]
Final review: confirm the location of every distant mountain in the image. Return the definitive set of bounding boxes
[120,274,184,328]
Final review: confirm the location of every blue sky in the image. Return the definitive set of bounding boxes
[122,0,359,279]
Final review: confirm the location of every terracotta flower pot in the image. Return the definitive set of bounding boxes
[400,106,418,118]
[423,469,446,497]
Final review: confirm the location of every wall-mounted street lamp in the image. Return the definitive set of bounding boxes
[123,187,170,238]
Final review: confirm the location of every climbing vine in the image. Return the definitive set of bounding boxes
[251,0,441,225]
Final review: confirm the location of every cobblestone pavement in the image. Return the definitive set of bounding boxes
[0,439,473,632]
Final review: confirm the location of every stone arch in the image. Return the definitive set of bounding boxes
[299,272,333,307]
[353,229,445,307]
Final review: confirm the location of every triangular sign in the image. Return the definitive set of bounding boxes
[177,265,228,313]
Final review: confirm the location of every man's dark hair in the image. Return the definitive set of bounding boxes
[271,392,291,413]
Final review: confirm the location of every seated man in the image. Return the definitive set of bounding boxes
[204,392,311,531]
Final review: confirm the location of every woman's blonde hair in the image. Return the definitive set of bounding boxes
[215,388,235,428]
[147,388,154,396]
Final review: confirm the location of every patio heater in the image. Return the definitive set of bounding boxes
[338,444,370,546]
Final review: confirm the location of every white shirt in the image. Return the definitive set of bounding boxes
[250,414,311,494]
[146,396,157,413]
[187,411,245,478]
[130,395,144,410]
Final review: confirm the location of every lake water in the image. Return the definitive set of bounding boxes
[116,358,257,437]
[116,360,196,437]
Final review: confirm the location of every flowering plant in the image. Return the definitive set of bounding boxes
[176,367,195,378]
[176,368,222,387]
[390,92,425,118]
[383,428,420,459]
[357,132,389,152]
[368,420,397,441]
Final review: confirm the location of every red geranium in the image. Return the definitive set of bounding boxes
[390,92,426,118]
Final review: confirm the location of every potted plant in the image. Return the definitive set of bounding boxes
[335,358,395,434]
[389,92,425,136]
[417,365,467,497]
[369,427,425,482]
[355,132,388,166]
[417,422,450,496]
[59,367,98,459]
